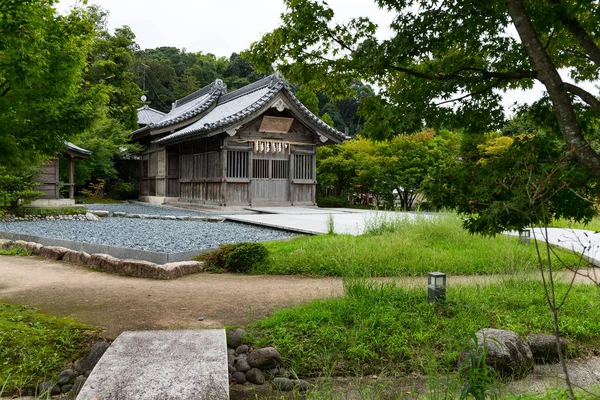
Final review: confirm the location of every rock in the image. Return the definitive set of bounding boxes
[228,364,236,374]
[89,253,121,273]
[293,379,310,391]
[227,348,236,355]
[119,259,158,278]
[38,381,61,396]
[464,328,534,377]
[234,358,251,373]
[228,354,236,366]
[272,377,294,391]
[74,341,110,373]
[71,375,87,396]
[40,246,70,260]
[113,212,126,217]
[232,371,247,385]
[85,212,100,221]
[57,369,74,385]
[236,344,249,354]
[527,333,568,363]
[159,261,204,279]
[23,241,43,255]
[227,328,246,349]
[62,250,91,266]
[90,210,109,217]
[237,353,247,360]
[247,347,281,369]
[0,239,12,249]
[245,368,265,385]
[61,384,73,394]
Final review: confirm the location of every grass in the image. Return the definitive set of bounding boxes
[246,278,600,378]
[550,215,600,232]
[0,243,30,256]
[254,213,583,277]
[74,196,124,204]
[15,206,87,216]
[0,303,101,394]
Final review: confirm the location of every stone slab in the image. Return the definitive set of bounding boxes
[77,330,228,400]
[0,232,199,264]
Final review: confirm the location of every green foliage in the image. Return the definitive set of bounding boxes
[320,113,336,128]
[0,1,105,170]
[0,168,44,212]
[247,279,600,377]
[106,180,138,200]
[195,242,269,273]
[246,0,600,177]
[294,86,320,115]
[255,213,580,277]
[459,334,499,400]
[0,244,30,257]
[0,303,100,393]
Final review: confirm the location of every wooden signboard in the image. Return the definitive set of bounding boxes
[259,116,294,134]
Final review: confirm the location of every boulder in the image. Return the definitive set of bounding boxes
[74,341,110,374]
[0,239,12,249]
[236,344,249,354]
[234,358,251,373]
[272,377,294,391]
[163,261,204,276]
[247,347,281,369]
[89,253,121,273]
[227,328,246,349]
[85,212,100,221]
[71,375,87,396]
[232,371,247,385]
[40,246,70,260]
[90,210,109,218]
[119,259,158,278]
[464,328,534,377]
[38,381,61,396]
[293,379,310,392]
[228,364,236,374]
[23,242,43,255]
[527,333,568,363]
[62,250,91,266]
[57,369,74,385]
[61,384,73,394]
[245,368,265,385]
[113,212,126,217]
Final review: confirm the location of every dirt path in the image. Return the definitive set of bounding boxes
[1,255,598,339]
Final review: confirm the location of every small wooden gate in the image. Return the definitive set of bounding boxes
[251,152,290,203]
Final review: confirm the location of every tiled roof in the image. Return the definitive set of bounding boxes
[154,73,349,145]
[137,105,166,126]
[65,141,92,156]
[148,79,227,129]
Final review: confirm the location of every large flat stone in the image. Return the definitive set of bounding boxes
[77,330,228,400]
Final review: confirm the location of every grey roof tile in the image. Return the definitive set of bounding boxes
[137,105,166,126]
[64,141,92,156]
[154,73,349,145]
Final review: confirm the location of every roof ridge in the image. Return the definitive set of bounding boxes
[174,79,227,109]
[218,73,283,106]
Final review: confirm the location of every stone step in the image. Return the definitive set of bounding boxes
[77,330,229,400]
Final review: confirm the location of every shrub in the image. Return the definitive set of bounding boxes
[0,168,44,212]
[316,195,348,208]
[106,180,138,200]
[195,242,269,273]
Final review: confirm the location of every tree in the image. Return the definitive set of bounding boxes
[246,0,600,178]
[0,1,104,170]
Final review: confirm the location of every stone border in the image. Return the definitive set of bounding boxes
[0,231,203,264]
[90,210,225,222]
[0,212,95,222]
[0,239,204,280]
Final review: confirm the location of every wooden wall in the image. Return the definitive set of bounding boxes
[38,159,59,199]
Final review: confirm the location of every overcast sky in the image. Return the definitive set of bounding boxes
[56,0,597,113]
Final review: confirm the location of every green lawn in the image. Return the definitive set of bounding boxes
[550,215,600,232]
[0,304,100,393]
[254,214,583,277]
[247,279,600,379]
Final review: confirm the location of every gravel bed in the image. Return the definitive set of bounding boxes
[0,218,297,253]
[84,203,214,217]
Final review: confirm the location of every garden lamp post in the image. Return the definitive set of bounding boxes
[428,272,446,303]
[519,229,531,245]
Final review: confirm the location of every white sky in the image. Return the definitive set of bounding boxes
[56,0,597,114]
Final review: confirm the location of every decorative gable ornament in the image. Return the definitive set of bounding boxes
[271,98,289,112]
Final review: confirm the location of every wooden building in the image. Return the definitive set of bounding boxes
[131,73,348,207]
[33,142,92,206]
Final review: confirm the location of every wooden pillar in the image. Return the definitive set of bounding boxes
[289,149,295,205]
[220,149,227,206]
[69,157,75,199]
[247,150,253,206]
[312,147,317,205]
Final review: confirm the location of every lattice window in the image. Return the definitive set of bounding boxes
[253,159,269,179]
[294,154,313,180]
[227,151,249,178]
[271,160,289,179]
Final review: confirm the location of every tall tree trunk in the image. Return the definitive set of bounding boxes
[505,0,600,178]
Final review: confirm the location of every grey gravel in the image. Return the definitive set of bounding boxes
[84,203,213,217]
[0,218,296,253]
